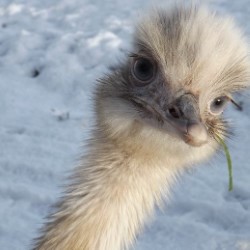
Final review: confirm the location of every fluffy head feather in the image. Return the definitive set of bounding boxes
[135,5,250,100]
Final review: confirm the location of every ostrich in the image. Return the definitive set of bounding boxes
[33,4,250,250]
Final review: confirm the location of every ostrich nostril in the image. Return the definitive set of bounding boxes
[168,106,180,119]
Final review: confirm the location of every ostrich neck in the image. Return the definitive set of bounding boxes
[34,132,179,250]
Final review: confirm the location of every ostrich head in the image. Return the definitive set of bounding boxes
[96,5,250,167]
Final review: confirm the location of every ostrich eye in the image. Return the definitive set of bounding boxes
[132,58,155,85]
[209,96,229,115]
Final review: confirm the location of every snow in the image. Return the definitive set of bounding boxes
[0,0,249,249]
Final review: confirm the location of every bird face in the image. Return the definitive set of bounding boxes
[124,53,236,147]
[127,54,211,147]
[97,6,249,157]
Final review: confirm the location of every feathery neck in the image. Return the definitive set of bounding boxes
[34,106,214,250]
[34,125,180,250]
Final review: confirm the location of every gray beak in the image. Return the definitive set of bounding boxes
[166,93,208,147]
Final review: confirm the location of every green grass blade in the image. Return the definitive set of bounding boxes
[216,136,233,191]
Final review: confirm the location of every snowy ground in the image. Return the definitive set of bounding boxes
[0,0,250,249]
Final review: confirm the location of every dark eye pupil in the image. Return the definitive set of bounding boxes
[133,58,154,83]
[214,98,223,106]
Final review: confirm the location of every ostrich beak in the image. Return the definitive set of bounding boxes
[166,93,208,147]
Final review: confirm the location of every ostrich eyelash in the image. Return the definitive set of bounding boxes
[229,98,243,111]
[129,52,140,58]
